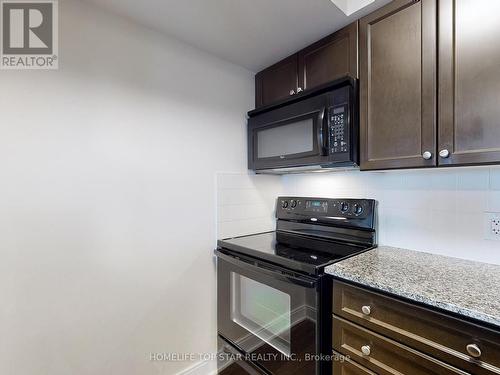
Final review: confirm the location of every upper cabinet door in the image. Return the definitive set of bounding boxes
[297,22,358,92]
[438,0,500,166]
[255,54,298,108]
[359,0,437,170]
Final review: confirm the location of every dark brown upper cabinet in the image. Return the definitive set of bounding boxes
[359,0,437,171]
[438,0,500,166]
[297,23,358,92]
[255,54,298,108]
[254,23,358,109]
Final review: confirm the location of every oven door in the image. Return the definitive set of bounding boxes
[218,336,266,375]
[216,250,320,375]
[248,94,328,171]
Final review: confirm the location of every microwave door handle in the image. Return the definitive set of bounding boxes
[318,107,328,156]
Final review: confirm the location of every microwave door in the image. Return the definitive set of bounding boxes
[250,109,327,170]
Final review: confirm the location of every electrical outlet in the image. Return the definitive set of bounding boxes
[485,213,500,240]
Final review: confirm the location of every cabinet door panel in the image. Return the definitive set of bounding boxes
[255,54,298,108]
[298,22,358,92]
[360,0,437,170]
[333,317,469,375]
[439,0,500,165]
[332,351,376,375]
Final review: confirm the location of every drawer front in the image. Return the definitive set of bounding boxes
[333,280,500,375]
[332,351,376,375]
[333,316,469,375]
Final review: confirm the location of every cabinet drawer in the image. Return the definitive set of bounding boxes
[333,316,469,375]
[333,280,500,375]
[332,351,376,375]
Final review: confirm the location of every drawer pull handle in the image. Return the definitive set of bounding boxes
[361,345,371,356]
[361,305,371,315]
[466,344,482,358]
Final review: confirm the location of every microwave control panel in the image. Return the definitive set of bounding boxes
[329,105,349,154]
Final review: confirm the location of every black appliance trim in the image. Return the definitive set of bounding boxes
[247,80,358,173]
[277,221,375,247]
[218,335,270,375]
[215,248,317,287]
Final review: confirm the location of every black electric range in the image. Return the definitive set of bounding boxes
[216,196,377,375]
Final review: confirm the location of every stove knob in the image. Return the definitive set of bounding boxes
[291,200,297,208]
[340,202,349,213]
[353,204,363,215]
[282,200,289,209]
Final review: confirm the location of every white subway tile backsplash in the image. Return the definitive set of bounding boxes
[429,190,457,212]
[428,169,457,190]
[218,217,275,239]
[456,190,488,213]
[488,191,500,212]
[216,173,282,239]
[490,168,500,190]
[218,203,272,222]
[217,188,262,206]
[429,211,459,256]
[402,170,434,190]
[457,168,490,190]
[217,168,500,265]
[284,167,500,265]
[217,173,258,190]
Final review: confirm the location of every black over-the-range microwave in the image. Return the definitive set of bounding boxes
[248,77,358,174]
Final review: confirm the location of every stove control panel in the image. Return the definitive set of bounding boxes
[277,196,376,230]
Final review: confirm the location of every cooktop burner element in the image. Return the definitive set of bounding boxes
[217,197,377,275]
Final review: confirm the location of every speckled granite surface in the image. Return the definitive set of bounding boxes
[325,246,500,328]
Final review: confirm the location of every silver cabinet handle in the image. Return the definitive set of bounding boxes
[289,90,295,96]
[439,149,450,158]
[422,151,433,160]
[466,344,481,358]
[361,345,371,356]
[297,87,303,93]
[361,305,371,315]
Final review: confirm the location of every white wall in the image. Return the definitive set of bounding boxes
[0,1,253,375]
[283,167,500,264]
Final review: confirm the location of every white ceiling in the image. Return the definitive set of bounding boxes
[82,0,391,72]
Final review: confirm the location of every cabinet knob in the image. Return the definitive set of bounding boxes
[361,345,371,356]
[439,149,450,158]
[466,343,482,358]
[289,90,295,96]
[297,87,303,93]
[422,151,433,160]
[361,305,371,315]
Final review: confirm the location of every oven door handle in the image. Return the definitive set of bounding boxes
[318,107,328,156]
[215,250,316,288]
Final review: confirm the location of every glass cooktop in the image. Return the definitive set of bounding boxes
[217,231,370,275]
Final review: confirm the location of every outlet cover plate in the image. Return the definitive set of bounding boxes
[485,212,500,240]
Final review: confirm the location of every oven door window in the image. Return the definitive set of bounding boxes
[231,273,291,357]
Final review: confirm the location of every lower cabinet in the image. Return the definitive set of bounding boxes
[333,316,468,375]
[332,280,500,375]
[332,351,376,375]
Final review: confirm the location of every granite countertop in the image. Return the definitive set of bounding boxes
[325,246,500,328]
